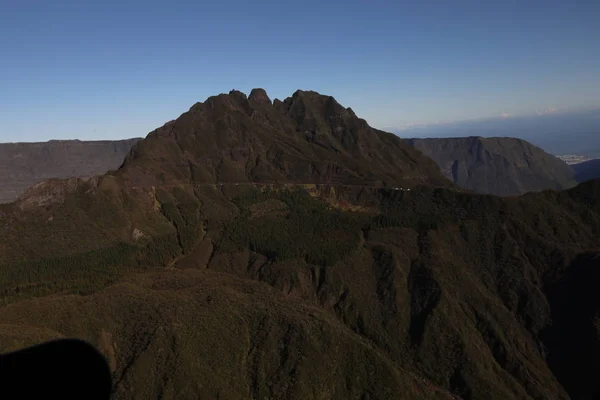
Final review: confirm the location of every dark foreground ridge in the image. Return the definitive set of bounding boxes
[0,89,599,399]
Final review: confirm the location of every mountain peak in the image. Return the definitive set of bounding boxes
[281,90,350,124]
[287,89,337,104]
[121,89,450,188]
[248,88,271,105]
[228,89,248,100]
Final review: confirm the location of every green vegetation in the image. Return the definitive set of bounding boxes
[0,244,137,304]
[222,189,367,266]
[156,186,204,254]
[0,268,453,400]
[0,228,189,305]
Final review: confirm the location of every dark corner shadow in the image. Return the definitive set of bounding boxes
[0,339,111,399]
[541,253,600,400]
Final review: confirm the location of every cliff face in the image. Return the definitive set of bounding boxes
[0,139,140,203]
[405,137,577,196]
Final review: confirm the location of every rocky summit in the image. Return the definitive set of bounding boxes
[0,89,599,400]
[121,89,450,189]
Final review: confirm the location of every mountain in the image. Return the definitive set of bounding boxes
[0,89,600,399]
[121,89,449,189]
[405,137,577,196]
[572,159,600,183]
[0,139,141,203]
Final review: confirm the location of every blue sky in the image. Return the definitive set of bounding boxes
[1,0,599,142]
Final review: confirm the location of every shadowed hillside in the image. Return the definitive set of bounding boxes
[406,137,577,196]
[0,90,599,399]
[572,159,600,183]
[0,268,457,400]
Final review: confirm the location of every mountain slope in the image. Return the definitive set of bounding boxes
[2,180,600,399]
[0,90,599,399]
[572,159,600,182]
[0,139,140,203]
[405,137,577,196]
[0,268,456,400]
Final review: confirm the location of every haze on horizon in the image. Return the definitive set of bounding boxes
[1,0,599,143]
[398,107,600,157]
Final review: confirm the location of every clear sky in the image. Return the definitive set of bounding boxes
[1,0,599,142]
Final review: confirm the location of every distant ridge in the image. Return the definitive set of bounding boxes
[572,159,600,182]
[405,136,577,195]
[0,138,141,203]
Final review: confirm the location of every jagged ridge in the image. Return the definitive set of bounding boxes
[121,89,450,188]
